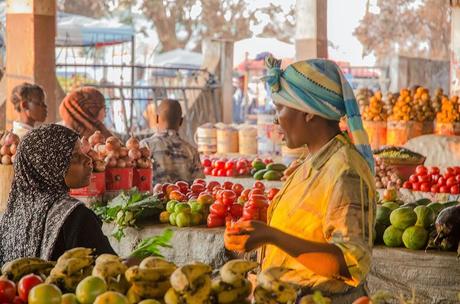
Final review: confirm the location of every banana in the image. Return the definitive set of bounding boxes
[182,275,212,304]
[126,286,142,304]
[126,266,174,283]
[170,262,212,293]
[219,260,258,286]
[271,282,297,303]
[164,288,181,304]
[95,254,122,265]
[93,260,127,278]
[46,273,86,292]
[55,257,94,275]
[253,286,277,304]
[132,280,171,299]
[57,247,93,263]
[1,258,55,282]
[106,276,130,294]
[256,267,298,304]
[213,278,252,304]
[140,257,176,270]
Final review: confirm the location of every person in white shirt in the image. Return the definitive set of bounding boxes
[11,83,47,138]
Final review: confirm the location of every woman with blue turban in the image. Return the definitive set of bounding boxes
[225,56,376,302]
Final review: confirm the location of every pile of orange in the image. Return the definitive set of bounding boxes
[436,95,460,123]
[362,91,387,121]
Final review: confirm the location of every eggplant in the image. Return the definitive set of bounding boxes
[431,205,460,254]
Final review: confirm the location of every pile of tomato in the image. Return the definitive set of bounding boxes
[207,180,279,228]
[201,157,254,177]
[0,274,45,304]
[402,165,460,194]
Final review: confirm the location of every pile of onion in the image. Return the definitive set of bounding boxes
[0,132,19,165]
[126,136,152,169]
[84,131,107,172]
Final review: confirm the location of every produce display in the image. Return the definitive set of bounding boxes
[435,95,460,123]
[355,88,373,112]
[0,132,19,165]
[431,88,444,113]
[388,87,435,122]
[0,248,309,304]
[362,91,387,121]
[201,157,253,177]
[251,159,286,181]
[375,192,460,252]
[402,165,460,194]
[154,178,279,229]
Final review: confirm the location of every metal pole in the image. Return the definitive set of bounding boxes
[130,35,136,133]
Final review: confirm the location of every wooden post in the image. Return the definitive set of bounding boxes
[295,0,328,60]
[220,40,234,124]
[451,0,460,96]
[5,0,57,129]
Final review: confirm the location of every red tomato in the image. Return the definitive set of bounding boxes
[456,175,460,184]
[0,279,16,303]
[440,185,450,193]
[169,190,187,202]
[420,182,431,193]
[431,184,440,193]
[18,274,43,302]
[412,182,421,191]
[263,158,273,164]
[240,189,251,201]
[202,158,212,167]
[409,174,418,183]
[437,177,446,185]
[236,160,248,170]
[429,166,440,175]
[215,190,224,201]
[415,165,428,175]
[417,174,431,183]
[207,181,221,192]
[225,161,235,170]
[211,168,219,176]
[223,181,234,190]
[444,172,455,179]
[431,174,440,182]
[248,196,268,208]
[402,181,412,189]
[207,214,226,228]
[454,167,460,175]
[210,202,227,217]
[253,181,265,190]
[216,160,226,170]
[451,185,460,194]
[447,167,455,175]
[446,177,457,187]
[13,296,24,304]
[267,188,280,200]
[231,183,244,196]
[226,169,236,177]
[237,168,247,176]
[222,190,237,206]
[242,206,259,221]
[194,179,207,186]
[175,181,189,194]
[191,183,206,194]
[161,183,171,193]
[218,169,226,177]
[259,206,268,223]
[203,167,213,175]
[166,184,180,195]
[249,188,265,197]
[229,204,243,218]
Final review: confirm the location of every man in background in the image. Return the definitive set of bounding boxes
[140,99,204,184]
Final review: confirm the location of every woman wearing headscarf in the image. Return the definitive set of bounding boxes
[60,87,113,139]
[225,56,376,302]
[0,124,115,264]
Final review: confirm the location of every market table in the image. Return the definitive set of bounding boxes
[104,224,460,303]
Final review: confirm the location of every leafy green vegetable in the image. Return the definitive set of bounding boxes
[91,188,166,241]
[130,229,174,259]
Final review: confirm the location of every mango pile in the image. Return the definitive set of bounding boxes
[436,95,460,123]
[362,91,387,121]
[388,87,435,122]
[251,159,286,181]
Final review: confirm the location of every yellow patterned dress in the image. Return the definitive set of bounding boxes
[262,133,376,298]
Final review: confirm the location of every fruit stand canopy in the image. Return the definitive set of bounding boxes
[0,8,134,47]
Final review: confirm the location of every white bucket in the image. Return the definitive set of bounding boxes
[195,123,217,154]
[238,125,258,155]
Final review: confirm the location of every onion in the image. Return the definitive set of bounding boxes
[126,136,140,150]
[119,147,129,158]
[122,156,133,168]
[93,160,106,172]
[105,136,122,152]
[11,154,16,164]
[0,145,10,156]
[136,158,150,169]
[116,159,127,168]
[107,150,120,160]
[87,149,102,161]
[1,155,12,165]
[89,131,104,146]
[80,137,91,154]
[4,133,19,146]
[128,148,142,160]
[9,144,17,155]
[140,147,151,158]
[95,144,107,157]
[104,155,117,168]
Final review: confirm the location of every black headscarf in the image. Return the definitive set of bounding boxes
[0,124,83,263]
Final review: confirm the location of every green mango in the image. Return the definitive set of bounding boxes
[252,160,266,171]
[263,170,283,181]
[254,169,268,180]
[266,163,287,172]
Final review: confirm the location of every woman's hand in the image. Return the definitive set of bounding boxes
[224,221,274,252]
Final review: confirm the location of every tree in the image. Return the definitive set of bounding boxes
[354,0,450,62]
[139,0,295,52]
[58,0,109,18]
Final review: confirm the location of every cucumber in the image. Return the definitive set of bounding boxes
[263,170,283,181]
[266,163,287,172]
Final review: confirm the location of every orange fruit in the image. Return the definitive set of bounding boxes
[76,276,107,304]
[93,291,129,304]
[28,284,62,304]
